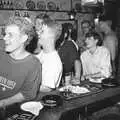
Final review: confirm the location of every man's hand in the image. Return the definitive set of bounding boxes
[40,85,52,92]
[71,77,80,85]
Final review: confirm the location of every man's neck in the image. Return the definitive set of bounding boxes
[42,42,56,53]
[43,47,55,53]
[10,46,30,60]
[89,46,97,54]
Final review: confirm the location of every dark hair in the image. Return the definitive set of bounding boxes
[62,23,73,40]
[55,23,71,49]
[81,20,95,30]
[85,31,102,46]
[71,29,77,41]
[55,23,77,49]
[25,27,38,53]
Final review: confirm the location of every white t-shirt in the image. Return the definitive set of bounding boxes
[81,46,112,78]
[36,50,62,88]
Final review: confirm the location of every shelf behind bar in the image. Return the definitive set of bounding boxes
[0,8,95,14]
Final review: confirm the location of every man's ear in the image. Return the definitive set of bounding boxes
[95,39,98,44]
[21,34,28,43]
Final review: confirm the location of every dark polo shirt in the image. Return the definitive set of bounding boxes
[58,40,79,74]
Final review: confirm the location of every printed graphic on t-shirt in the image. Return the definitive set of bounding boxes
[0,76,16,90]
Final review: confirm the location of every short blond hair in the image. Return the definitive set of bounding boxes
[37,16,62,41]
[7,16,34,36]
[6,16,37,53]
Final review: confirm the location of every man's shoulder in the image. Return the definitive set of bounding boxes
[105,33,118,41]
[98,46,110,54]
[28,55,42,69]
[32,55,41,63]
[81,50,89,57]
[35,50,43,58]
[0,50,9,60]
[49,51,62,67]
[50,51,62,62]
[0,49,6,55]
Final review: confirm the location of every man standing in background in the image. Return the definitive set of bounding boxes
[99,20,118,77]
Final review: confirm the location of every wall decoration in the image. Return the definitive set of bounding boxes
[14,0,24,9]
[26,0,35,10]
[37,1,46,10]
[47,1,56,10]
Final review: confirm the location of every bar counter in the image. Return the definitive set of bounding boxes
[2,85,120,120]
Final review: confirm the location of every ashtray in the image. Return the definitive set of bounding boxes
[41,94,63,108]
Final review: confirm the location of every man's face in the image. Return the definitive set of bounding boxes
[37,25,54,46]
[81,22,91,34]
[99,21,108,33]
[35,18,43,34]
[3,25,23,52]
[85,36,97,49]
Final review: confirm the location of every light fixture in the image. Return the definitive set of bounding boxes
[68,10,76,20]
[94,14,99,25]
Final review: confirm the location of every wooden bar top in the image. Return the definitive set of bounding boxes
[3,86,120,120]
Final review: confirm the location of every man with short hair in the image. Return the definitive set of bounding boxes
[35,16,63,92]
[99,20,118,76]
[81,31,112,82]
[0,16,42,108]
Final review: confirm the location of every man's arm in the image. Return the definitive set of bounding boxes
[74,60,81,79]
[84,72,105,79]
[105,36,117,61]
[0,92,25,108]
[40,85,53,92]
[86,48,111,79]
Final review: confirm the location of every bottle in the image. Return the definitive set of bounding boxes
[64,72,72,86]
